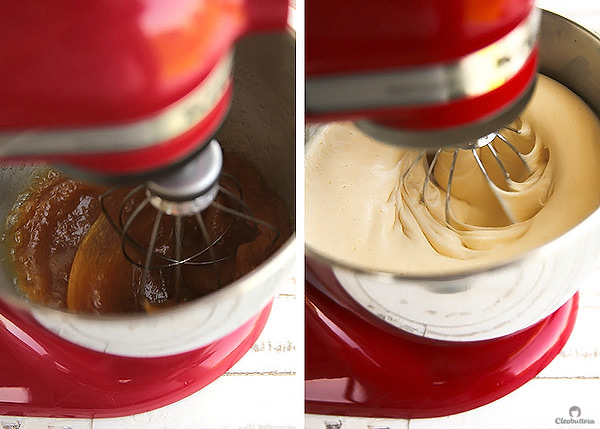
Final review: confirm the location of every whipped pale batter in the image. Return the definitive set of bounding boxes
[305,75,600,275]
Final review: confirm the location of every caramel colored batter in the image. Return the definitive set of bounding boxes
[7,152,290,313]
[306,75,600,274]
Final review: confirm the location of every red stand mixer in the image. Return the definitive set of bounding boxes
[0,0,295,418]
[306,2,600,419]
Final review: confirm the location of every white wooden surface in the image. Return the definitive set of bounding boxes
[306,1,600,428]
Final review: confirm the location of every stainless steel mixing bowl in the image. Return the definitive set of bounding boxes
[0,31,296,357]
[306,9,600,342]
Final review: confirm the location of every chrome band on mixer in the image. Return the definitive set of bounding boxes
[306,9,540,113]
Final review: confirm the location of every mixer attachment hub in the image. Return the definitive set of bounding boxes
[146,139,223,216]
[459,132,497,150]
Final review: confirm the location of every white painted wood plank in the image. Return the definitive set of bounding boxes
[0,418,92,429]
[305,415,409,429]
[411,379,600,429]
[93,374,302,429]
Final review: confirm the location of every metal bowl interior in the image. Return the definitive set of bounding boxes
[307,9,600,341]
[0,31,296,357]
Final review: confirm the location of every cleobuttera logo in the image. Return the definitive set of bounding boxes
[555,405,595,425]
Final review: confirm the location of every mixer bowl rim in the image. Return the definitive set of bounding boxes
[305,8,600,282]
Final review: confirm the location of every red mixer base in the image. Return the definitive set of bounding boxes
[0,299,271,418]
[306,279,578,419]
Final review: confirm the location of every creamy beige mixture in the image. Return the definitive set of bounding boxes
[305,75,600,275]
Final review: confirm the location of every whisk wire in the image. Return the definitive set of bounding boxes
[174,215,183,302]
[194,211,222,290]
[445,149,459,225]
[211,191,281,241]
[496,129,531,175]
[139,209,163,300]
[472,148,518,224]
[117,185,145,231]
[421,149,441,203]
[486,142,512,186]
[402,151,425,182]
[120,197,151,266]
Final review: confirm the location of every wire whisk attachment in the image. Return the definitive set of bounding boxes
[401,122,550,229]
[99,141,280,306]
